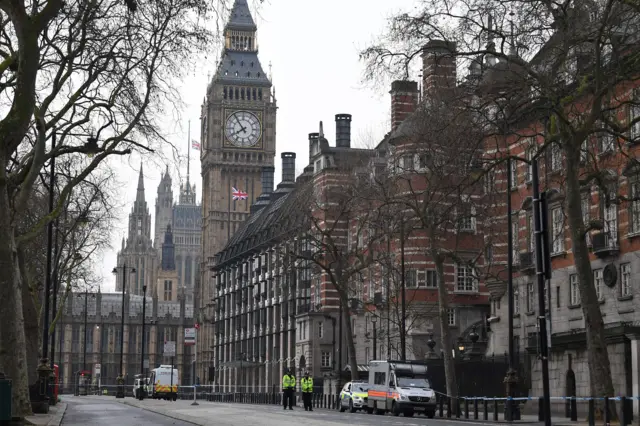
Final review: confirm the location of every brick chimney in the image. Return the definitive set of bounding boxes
[422,40,457,98]
[390,80,419,131]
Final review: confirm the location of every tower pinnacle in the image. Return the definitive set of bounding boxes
[136,163,145,202]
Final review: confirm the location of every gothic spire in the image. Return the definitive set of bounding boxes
[136,163,145,202]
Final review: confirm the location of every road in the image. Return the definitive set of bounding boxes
[62,395,195,425]
[62,396,544,426]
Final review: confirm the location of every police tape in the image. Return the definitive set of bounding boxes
[431,391,633,402]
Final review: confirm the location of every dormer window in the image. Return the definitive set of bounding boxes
[251,62,254,68]
[257,72,261,77]
[247,72,251,77]
[241,61,244,67]
[234,71,239,77]
[230,60,235,66]
[224,70,228,76]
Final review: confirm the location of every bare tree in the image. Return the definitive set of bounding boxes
[0,0,242,415]
[361,0,640,417]
[294,160,388,382]
[377,99,490,402]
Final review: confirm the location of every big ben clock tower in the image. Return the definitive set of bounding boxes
[200,0,275,261]
[198,0,275,368]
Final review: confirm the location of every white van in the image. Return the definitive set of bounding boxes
[367,360,436,418]
[150,365,179,401]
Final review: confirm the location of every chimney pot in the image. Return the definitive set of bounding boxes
[421,40,457,98]
[389,80,419,132]
[335,114,352,148]
[308,133,320,163]
[260,166,275,194]
[281,152,296,182]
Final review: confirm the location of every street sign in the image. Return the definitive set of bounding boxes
[164,341,176,357]
[184,328,196,346]
[94,363,101,375]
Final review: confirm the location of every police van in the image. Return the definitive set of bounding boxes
[367,360,436,418]
[150,365,179,401]
[339,381,371,413]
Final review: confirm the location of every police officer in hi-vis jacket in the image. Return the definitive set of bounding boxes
[282,368,296,410]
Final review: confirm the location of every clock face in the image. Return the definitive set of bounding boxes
[225,111,261,147]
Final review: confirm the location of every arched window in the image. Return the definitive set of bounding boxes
[223,87,228,99]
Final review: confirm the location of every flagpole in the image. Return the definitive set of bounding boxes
[187,120,191,188]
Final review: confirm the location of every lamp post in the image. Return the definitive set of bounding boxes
[112,264,136,398]
[139,284,147,400]
[371,316,377,360]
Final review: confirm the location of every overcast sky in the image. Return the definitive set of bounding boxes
[98,0,419,291]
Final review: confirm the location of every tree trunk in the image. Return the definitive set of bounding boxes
[563,143,617,420]
[432,250,458,404]
[341,293,359,383]
[19,258,40,386]
[0,183,32,417]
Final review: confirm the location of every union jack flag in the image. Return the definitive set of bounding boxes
[232,187,248,200]
[191,139,201,151]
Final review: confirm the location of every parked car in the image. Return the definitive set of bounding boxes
[339,381,372,413]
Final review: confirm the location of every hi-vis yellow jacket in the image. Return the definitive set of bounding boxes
[301,377,313,393]
[282,374,295,390]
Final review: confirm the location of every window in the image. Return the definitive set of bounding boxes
[137,218,142,235]
[551,143,562,171]
[602,189,618,247]
[458,196,476,232]
[321,351,331,368]
[447,309,456,326]
[620,263,631,297]
[569,274,580,306]
[318,322,324,339]
[425,270,438,288]
[406,270,418,288]
[299,322,303,340]
[580,140,589,163]
[527,213,535,252]
[510,159,518,189]
[630,89,640,142]
[525,147,535,183]
[365,347,371,363]
[402,155,414,171]
[456,263,476,292]
[527,282,535,312]
[551,207,564,254]
[630,181,640,234]
[512,218,520,263]
[514,287,520,315]
[163,280,172,301]
[484,169,496,194]
[594,269,604,301]
[598,122,615,153]
[582,195,591,245]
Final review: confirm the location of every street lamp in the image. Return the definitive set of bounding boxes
[112,264,136,399]
[139,284,148,400]
[371,316,377,360]
[82,289,96,373]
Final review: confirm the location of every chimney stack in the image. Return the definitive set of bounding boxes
[422,40,457,99]
[335,114,352,148]
[390,81,419,132]
[281,152,296,182]
[261,166,275,194]
[308,132,319,163]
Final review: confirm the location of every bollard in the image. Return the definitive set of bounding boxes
[588,399,595,426]
[621,397,627,426]
[474,398,479,420]
[191,386,199,406]
[456,398,461,418]
[493,398,499,421]
[570,397,577,422]
[439,395,444,417]
[539,396,544,421]
[605,396,610,426]
[484,398,489,420]
[465,398,469,419]
[447,397,452,418]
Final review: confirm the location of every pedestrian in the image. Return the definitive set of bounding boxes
[282,368,296,410]
[301,371,313,411]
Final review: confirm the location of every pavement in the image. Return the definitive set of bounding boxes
[57,395,595,426]
[24,401,67,426]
